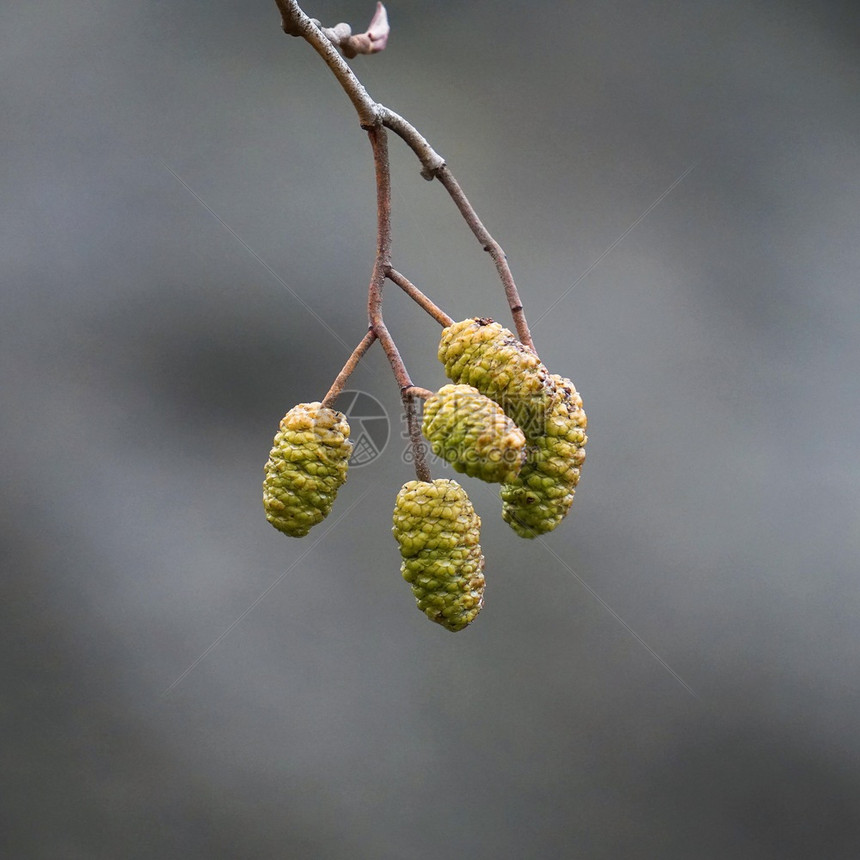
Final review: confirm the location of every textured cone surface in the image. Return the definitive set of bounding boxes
[501,374,587,537]
[392,479,485,632]
[422,384,526,484]
[263,402,352,537]
[438,318,554,435]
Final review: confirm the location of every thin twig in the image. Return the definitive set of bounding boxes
[322,329,377,407]
[364,124,431,481]
[387,269,453,327]
[375,319,410,388]
[379,107,445,179]
[274,0,379,126]
[403,390,431,482]
[380,106,534,349]
[434,168,534,351]
[274,1,535,349]
[404,385,433,400]
[365,125,397,365]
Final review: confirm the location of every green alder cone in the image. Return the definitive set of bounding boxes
[392,478,485,632]
[501,374,587,537]
[438,318,554,435]
[263,402,352,537]
[422,384,526,484]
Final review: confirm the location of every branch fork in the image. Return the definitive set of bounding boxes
[275,1,536,479]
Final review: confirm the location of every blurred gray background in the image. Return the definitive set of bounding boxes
[3,0,860,857]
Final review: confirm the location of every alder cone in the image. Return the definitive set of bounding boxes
[501,375,587,537]
[392,478,485,632]
[422,384,526,484]
[263,402,352,537]
[438,317,554,435]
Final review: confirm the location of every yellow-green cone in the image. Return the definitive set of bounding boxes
[422,384,526,484]
[500,375,587,537]
[439,318,588,537]
[438,318,554,435]
[263,402,352,537]
[392,478,485,632]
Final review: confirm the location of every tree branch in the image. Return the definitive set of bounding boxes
[379,106,445,179]
[387,269,453,327]
[380,112,533,350]
[434,168,534,351]
[274,1,535,350]
[322,329,377,407]
[403,390,431,482]
[366,125,394,343]
[274,0,380,126]
[404,385,433,399]
[363,125,433,482]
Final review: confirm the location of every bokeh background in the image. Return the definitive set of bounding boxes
[4,1,860,857]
